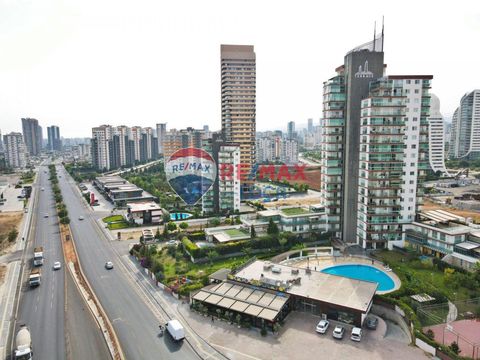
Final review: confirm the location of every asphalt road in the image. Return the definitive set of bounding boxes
[65,267,111,360]
[15,167,66,359]
[56,166,198,360]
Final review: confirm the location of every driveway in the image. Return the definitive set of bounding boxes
[179,308,429,360]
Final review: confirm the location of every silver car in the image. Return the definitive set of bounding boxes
[332,325,345,339]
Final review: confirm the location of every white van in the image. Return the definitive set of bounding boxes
[166,320,185,341]
[351,327,362,342]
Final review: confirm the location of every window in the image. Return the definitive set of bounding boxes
[412,144,417,149]
[415,80,420,84]
[414,89,420,94]
[406,80,411,84]
[410,171,415,175]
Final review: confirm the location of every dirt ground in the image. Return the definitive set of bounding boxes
[0,264,6,286]
[0,212,22,252]
[291,167,321,191]
[421,199,480,223]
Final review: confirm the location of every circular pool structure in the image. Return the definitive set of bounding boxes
[321,264,395,292]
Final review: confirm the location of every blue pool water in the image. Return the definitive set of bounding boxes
[170,212,192,221]
[321,264,395,292]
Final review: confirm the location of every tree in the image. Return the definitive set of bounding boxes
[250,225,256,239]
[8,229,18,242]
[179,222,189,230]
[207,250,219,263]
[449,341,460,355]
[425,329,435,340]
[155,227,161,239]
[167,222,177,232]
[58,208,68,218]
[267,218,279,235]
[163,225,169,238]
[211,218,221,227]
[60,216,70,225]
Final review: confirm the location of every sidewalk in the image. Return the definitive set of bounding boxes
[121,255,228,360]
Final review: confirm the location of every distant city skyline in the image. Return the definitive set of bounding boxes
[0,1,479,137]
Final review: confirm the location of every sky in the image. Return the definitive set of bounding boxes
[0,0,479,138]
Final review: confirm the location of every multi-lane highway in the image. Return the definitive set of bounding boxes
[56,165,198,360]
[13,165,111,360]
[15,166,66,359]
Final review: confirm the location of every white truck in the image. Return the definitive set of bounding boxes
[29,269,41,287]
[33,247,44,266]
[166,319,185,341]
[14,325,33,360]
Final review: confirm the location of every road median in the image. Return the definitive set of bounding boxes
[60,222,125,360]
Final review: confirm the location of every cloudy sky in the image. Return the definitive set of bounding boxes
[0,0,479,138]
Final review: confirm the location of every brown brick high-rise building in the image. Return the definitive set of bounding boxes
[220,44,256,194]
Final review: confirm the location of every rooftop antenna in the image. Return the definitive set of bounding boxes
[373,21,376,51]
[381,16,385,52]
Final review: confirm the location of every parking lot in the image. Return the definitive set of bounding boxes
[180,308,429,360]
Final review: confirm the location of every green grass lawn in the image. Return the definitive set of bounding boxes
[375,250,476,301]
[102,215,125,223]
[224,229,249,238]
[281,207,309,216]
[107,221,129,230]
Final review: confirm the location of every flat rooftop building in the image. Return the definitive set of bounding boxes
[193,259,378,327]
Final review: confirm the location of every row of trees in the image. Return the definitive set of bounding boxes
[49,165,70,225]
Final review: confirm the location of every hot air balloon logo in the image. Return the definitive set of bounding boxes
[165,148,217,205]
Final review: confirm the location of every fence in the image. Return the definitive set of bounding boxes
[417,298,480,359]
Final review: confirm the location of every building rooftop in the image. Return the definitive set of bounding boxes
[127,201,162,213]
[193,280,289,322]
[232,260,377,313]
[455,242,480,250]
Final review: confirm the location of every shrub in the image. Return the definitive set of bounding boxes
[260,328,267,336]
[8,229,18,242]
[60,216,70,225]
[179,222,189,230]
[167,222,177,231]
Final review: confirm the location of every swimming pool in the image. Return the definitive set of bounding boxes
[321,264,395,292]
[170,212,192,221]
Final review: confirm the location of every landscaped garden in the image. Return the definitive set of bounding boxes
[372,249,480,360]
[102,214,129,230]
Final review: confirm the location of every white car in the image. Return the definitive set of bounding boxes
[41,187,45,191]
[332,325,345,339]
[44,213,49,218]
[315,320,330,334]
[105,261,114,270]
[167,240,177,246]
[53,261,61,270]
[351,327,362,342]
[78,216,84,221]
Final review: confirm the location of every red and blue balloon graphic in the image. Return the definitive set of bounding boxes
[165,148,217,205]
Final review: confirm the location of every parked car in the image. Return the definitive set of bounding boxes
[166,240,177,246]
[78,216,84,221]
[315,320,330,334]
[332,325,345,339]
[105,261,114,270]
[53,261,62,270]
[41,188,45,191]
[44,213,49,218]
[351,327,362,342]
[366,317,378,330]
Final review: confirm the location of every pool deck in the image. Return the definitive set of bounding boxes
[282,255,401,295]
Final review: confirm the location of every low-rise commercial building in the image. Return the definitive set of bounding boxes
[127,201,164,225]
[93,176,156,206]
[192,260,377,329]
